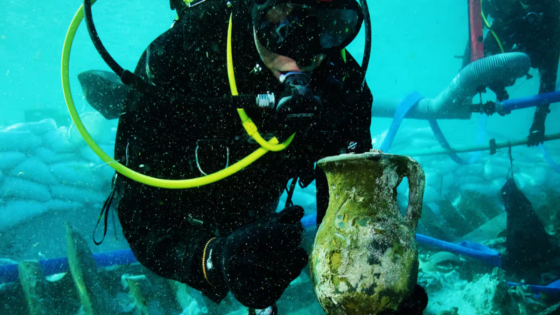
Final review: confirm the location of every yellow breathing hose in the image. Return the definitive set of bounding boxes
[226,14,295,151]
[481,0,505,54]
[61,3,292,189]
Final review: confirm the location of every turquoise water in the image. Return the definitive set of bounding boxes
[1,0,560,314]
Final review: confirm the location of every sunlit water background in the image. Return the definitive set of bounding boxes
[1,0,560,314]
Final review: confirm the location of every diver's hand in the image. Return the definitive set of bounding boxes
[378,285,428,315]
[397,285,428,314]
[527,107,550,147]
[275,73,322,140]
[527,120,545,147]
[204,206,308,309]
[488,83,510,102]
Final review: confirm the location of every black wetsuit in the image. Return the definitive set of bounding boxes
[113,1,372,302]
[467,0,559,144]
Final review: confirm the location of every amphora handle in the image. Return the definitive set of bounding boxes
[398,156,425,233]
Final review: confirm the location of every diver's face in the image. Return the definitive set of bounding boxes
[254,27,325,80]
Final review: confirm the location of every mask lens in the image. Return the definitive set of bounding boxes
[257,4,360,54]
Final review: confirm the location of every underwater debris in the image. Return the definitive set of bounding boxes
[18,260,54,315]
[419,269,467,293]
[420,251,462,273]
[436,199,474,237]
[462,268,521,315]
[501,178,553,280]
[455,191,492,229]
[420,203,457,241]
[437,307,459,315]
[537,300,560,315]
[458,213,506,245]
[45,272,67,282]
[66,222,113,315]
[419,267,540,315]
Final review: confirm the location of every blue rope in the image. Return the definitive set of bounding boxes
[379,91,424,152]
[539,144,560,174]
[428,115,486,165]
[380,91,486,165]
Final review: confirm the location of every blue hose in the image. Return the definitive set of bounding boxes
[8,214,500,283]
[509,279,560,298]
[302,213,503,266]
[300,213,318,229]
[0,249,138,283]
[415,234,502,268]
[499,85,560,173]
[500,90,560,112]
[1,214,559,299]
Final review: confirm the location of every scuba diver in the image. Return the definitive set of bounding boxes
[79,0,428,313]
[464,0,560,146]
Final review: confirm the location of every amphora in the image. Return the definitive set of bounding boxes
[310,150,425,314]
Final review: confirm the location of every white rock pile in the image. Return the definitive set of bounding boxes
[0,114,117,231]
[2,113,559,234]
[383,125,560,210]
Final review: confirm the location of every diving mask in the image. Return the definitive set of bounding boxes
[523,11,544,25]
[519,0,547,26]
[252,0,363,60]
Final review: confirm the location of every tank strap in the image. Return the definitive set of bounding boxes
[285,177,298,208]
[93,174,119,245]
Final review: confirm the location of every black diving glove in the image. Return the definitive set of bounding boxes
[488,83,510,102]
[528,120,545,146]
[274,72,322,141]
[203,206,308,309]
[527,109,549,147]
[378,285,428,315]
[397,285,428,314]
